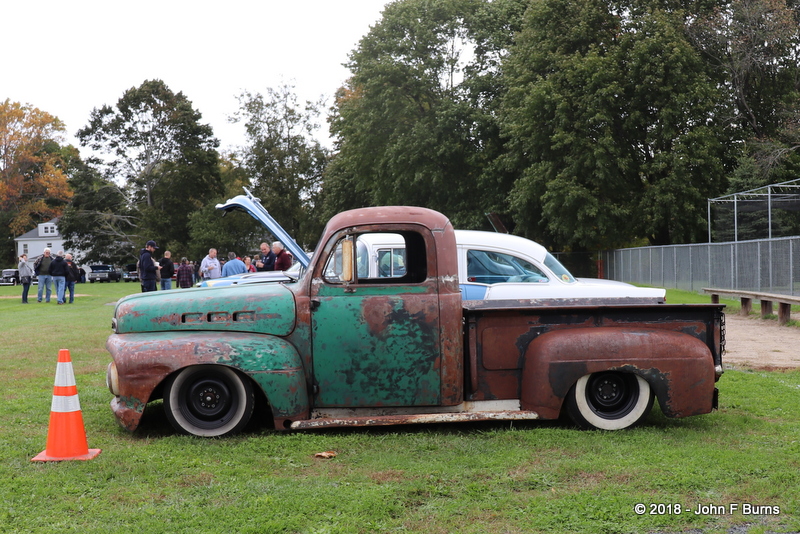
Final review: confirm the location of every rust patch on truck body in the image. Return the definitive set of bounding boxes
[464,302,723,419]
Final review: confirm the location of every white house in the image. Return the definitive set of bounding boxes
[14,218,67,262]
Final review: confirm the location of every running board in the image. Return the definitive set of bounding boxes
[290,410,540,430]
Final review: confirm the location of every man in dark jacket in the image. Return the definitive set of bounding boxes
[255,242,276,271]
[48,250,69,304]
[35,248,53,303]
[64,253,82,304]
[272,242,293,271]
[139,240,161,293]
[159,251,175,290]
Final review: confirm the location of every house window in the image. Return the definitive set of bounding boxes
[47,243,53,249]
[43,226,56,235]
[23,244,28,254]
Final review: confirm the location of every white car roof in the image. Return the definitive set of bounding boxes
[356,229,549,263]
[454,230,548,264]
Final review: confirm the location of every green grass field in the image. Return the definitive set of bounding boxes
[0,282,798,533]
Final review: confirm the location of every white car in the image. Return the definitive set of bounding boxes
[214,189,665,302]
[354,230,665,302]
[198,262,304,287]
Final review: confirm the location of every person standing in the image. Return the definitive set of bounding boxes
[244,256,256,273]
[18,254,34,303]
[200,248,221,280]
[64,253,81,304]
[221,252,247,277]
[159,251,175,290]
[139,240,161,292]
[34,248,53,303]
[48,250,69,305]
[176,258,194,288]
[255,242,276,271]
[272,242,294,271]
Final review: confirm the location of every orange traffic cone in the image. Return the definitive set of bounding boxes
[31,349,101,462]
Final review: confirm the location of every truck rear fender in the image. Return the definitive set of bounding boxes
[107,332,309,431]
[519,328,716,419]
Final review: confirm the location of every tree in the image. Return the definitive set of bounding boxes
[325,0,528,229]
[73,80,223,256]
[186,155,269,260]
[502,0,730,248]
[58,154,137,264]
[232,84,328,249]
[0,99,72,263]
[689,0,800,192]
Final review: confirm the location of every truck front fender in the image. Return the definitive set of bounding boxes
[519,327,715,420]
[107,331,309,431]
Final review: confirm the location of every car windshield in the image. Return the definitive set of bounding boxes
[91,265,112,272]
[543,253,576,283]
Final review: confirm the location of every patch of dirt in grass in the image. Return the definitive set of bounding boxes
[369,469,408,483]
[723,314,800,369]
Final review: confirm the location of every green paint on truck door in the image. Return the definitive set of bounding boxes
[310,232,442,407]
[311,285,441,407]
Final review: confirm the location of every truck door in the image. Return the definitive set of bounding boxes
[309,229,442,407]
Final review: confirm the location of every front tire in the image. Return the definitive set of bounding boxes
[164,365,254,437]
[566,372,654,430]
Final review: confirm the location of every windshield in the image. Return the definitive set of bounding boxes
[543,253,576,283]
[91,265,112,272]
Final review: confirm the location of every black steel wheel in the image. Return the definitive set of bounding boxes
[565,372,654,430]
[164,365,254,437]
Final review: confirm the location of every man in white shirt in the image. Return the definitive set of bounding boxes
[200,248,221,280]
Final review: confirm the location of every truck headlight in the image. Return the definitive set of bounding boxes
[106,362,119,396]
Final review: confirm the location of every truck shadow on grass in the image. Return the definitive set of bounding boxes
[127,399,714,440]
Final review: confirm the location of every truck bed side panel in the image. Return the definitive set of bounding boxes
[465,304,722,419]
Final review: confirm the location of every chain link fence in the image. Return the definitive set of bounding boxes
[601,237,800,296]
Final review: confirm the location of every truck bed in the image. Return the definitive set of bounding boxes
[462,300,725,417]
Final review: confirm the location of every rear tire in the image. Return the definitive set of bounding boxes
[164,365,254,437]
[566,372,654,430]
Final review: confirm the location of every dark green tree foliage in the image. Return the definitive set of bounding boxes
[186,156,269,260]
[232,84,328,249]
[76,80,222,256]
[693,0,800,187]
[58,155,135,264]
[326,0,527,229]
[503,0,730,248]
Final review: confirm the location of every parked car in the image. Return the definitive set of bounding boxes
[122,264,138,283]
[198,261,304,287]
[88,264,122,283]
[1,269,20,286]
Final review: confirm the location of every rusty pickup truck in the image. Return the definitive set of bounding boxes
[106,206,724,437]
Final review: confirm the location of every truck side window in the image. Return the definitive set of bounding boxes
[322,232,427,285]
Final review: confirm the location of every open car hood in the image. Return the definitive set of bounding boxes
[215,188,310,268]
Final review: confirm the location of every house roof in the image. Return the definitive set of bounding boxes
[14,218,60,241]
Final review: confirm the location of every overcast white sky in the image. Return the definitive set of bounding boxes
[4,1,391,153]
